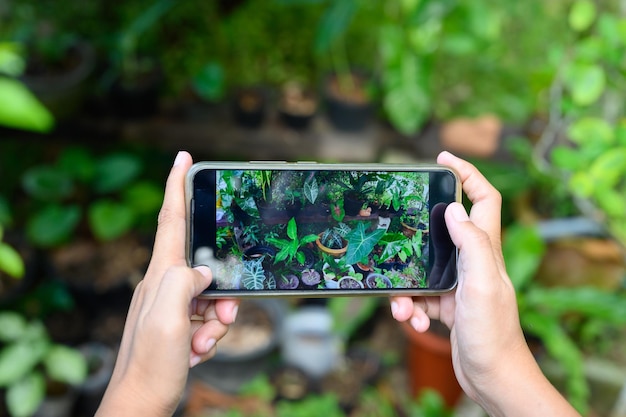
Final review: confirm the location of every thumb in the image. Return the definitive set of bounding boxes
[444,203,501,291]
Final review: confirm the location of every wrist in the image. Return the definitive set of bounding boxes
[96,378,180,417]
[470,346,578,417]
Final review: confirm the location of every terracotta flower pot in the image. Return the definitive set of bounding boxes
[316,234,348,257]
[401,321,463,407]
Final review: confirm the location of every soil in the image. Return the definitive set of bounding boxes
[327,73,370,105]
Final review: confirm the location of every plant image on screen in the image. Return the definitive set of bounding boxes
[211,169,430,291]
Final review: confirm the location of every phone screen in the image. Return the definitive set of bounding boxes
[188,164,459,296]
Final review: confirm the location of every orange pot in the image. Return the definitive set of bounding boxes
[401,321,463,407]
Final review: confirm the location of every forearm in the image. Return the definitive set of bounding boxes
[472,348,580,417]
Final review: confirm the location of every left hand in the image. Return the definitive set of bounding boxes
[96,151,239,417]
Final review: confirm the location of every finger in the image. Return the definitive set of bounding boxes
[214,299,240,325]
[190,319,230,360]
[390,296,415,322]
[445,203,506,298]
[150,266,212,323]
[390,295,441,327]
[147,151,194,280]
[437,151,502,243]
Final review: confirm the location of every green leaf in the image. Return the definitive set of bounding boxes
[0,312,27,342]
[565,63,605,106]
[551,146,585,171]
[88,200,135,241]
[22,165,74,201]
[123,181,164,215]
[596,188,626,218]
[286,217,297,241]
[0,77,54,132]
[526,286,626,324]
[303,177,319,204]
[569,171,595,198]
[93,153,142,194]
[345,222,385,265]
[6,372,45,417]
[296,250,306,265]
[521,310,588,414]
[0,339,48,387]
[192,61,225,102]
[57,147,96,183]
[314,0,357,54]
[501,223,545,291]
[27,204,81,247]
[569,0,596,32]
[0,242,25,278]
[382,54,430,135]
[588,147,626,188]
[0,42,25,76]
[567,117,613,146]
[44,345,87,385]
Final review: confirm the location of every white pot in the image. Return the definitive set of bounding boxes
[281,307,341,378]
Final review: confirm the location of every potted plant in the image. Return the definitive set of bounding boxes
[266,217,318,269]
[278,81,317,130]
[338,271,364,289]
[106,0,175,119]
[364,272,392,289]
[276,272,300,290]
[324,70,374,132]
[401,319,463,408]
[337,172,376,217]
[20,147,162,305]
[9,16,96,122]
[232,86,266,129]
[191,299,286,393]
[321,255,354,289]
[0,311,87,417]
[300,268,321,289]
[316,223,350,258]
[297,0,374,131]
[400,209,427,238]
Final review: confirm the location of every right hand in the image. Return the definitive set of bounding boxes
[391,151,527,401]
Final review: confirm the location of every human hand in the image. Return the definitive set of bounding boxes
[96,151,239,417]
[391,152,579,416]
[390,151,526,400]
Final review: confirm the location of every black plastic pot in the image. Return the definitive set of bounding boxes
[279,110,315,130]
[323,73,373,132]
[21,41,96,121]
[233,88,266,128]
[343,191,364,217]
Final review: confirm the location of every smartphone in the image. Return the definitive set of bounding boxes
[186,162,461,297]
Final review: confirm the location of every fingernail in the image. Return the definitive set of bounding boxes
[391,301,399,318]
[190,354,202,368]
[194,265,212,278]
[410,317,422,332]
[231,304,239,323]
[448,203,469,222]
[205,338,216,353]
[173,151,185,167]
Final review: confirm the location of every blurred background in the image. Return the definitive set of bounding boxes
[1,0,625,416]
